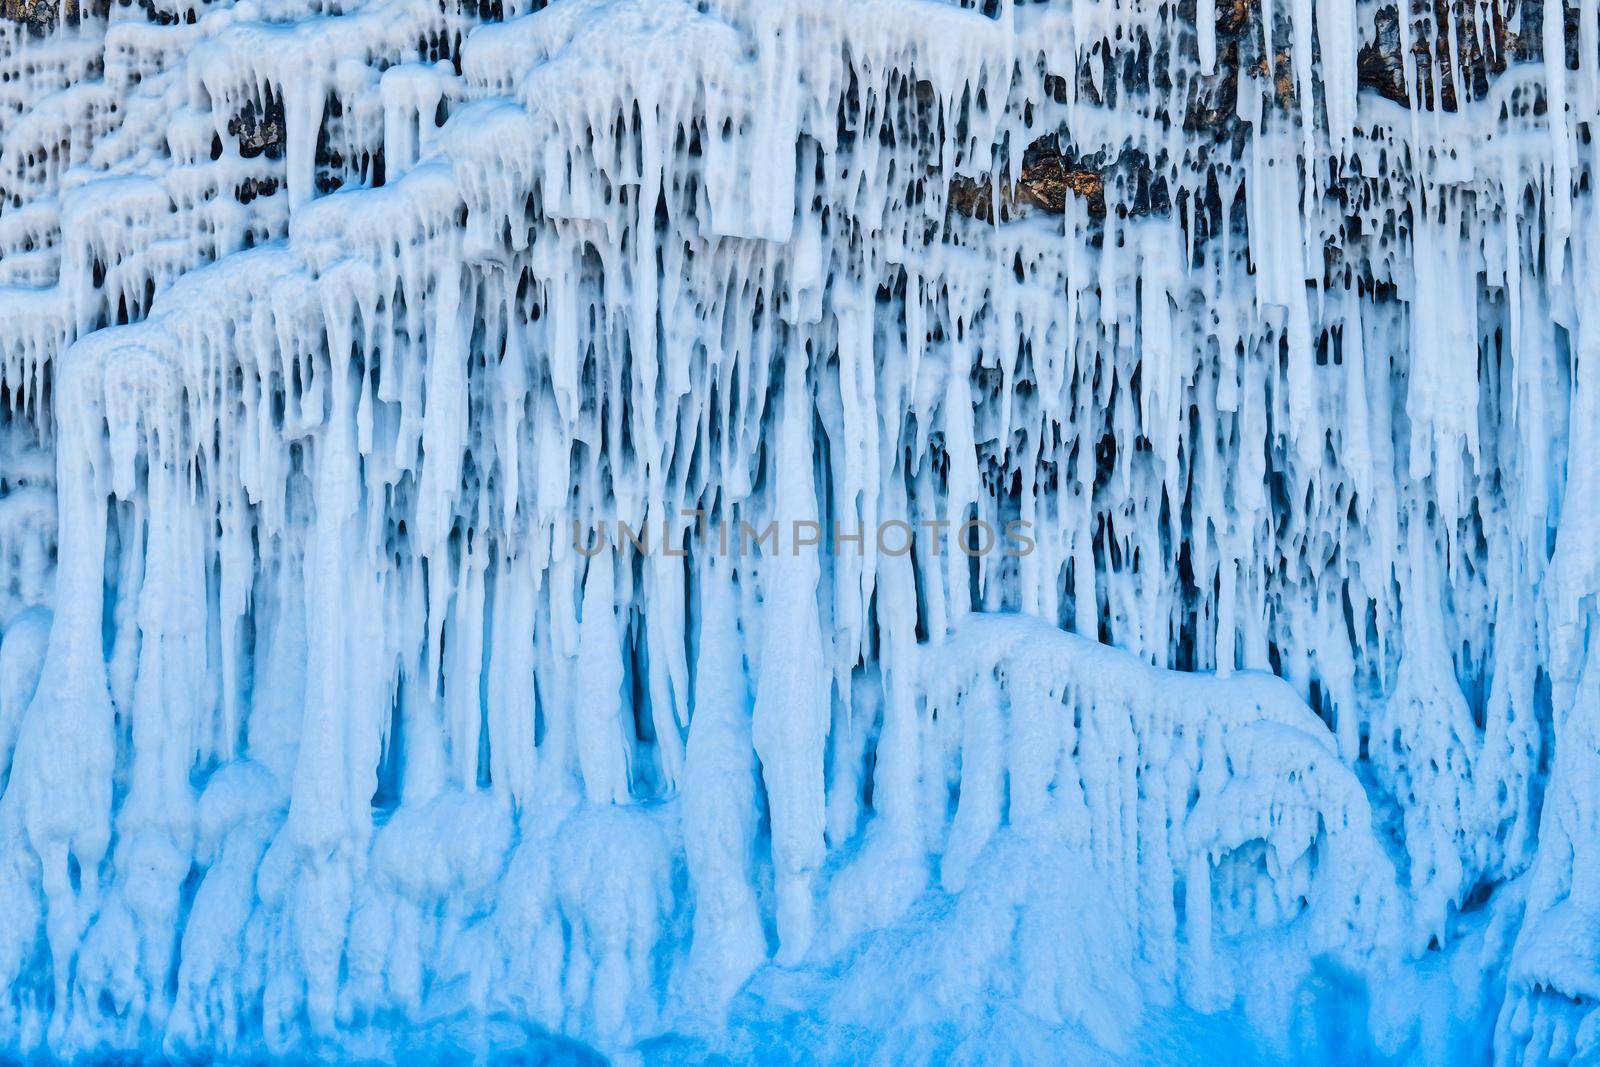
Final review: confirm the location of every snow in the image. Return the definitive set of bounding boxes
[0,0,1596,1061]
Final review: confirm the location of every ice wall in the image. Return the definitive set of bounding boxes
[0,0,1596,1061]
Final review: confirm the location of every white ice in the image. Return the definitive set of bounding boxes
[0,0,1596,1062]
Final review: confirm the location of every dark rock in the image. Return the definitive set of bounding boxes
[948,148,1107,222]
[229,97,287,161]
[3,0,61,34]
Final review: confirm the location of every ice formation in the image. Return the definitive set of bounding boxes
[0,0,1597,1060]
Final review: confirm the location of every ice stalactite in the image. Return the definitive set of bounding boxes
[752,347,830,965]
[0,0,1598,1061]
[920,616,1398,1014]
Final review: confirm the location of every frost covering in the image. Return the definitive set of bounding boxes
[0,0,1597,1060]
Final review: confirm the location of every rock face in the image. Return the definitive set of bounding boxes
[951,0,1581,225]
[2,0,60,33]
[0,0,1598,1064]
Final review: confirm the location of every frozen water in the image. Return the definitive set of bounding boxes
[0,0,1596,1061]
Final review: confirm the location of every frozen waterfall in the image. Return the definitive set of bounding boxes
[0,0,1597,1060]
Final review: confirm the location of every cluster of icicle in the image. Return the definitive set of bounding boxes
[1,0,1598,1060]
